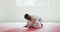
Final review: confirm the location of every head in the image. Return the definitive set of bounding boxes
[24,14,31,20]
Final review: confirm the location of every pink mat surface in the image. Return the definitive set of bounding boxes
[0,22,60,32]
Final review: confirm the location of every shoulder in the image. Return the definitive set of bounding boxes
[30,15,38,18]
[31,15,41,19]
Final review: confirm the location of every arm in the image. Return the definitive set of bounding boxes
[31,17,36,25]
[24,21,29,27]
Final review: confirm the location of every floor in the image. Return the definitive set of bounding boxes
[0,22,60,32]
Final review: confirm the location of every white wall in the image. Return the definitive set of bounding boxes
[0,0,60,22]
[16,0,60,22]
[0,0,16,22]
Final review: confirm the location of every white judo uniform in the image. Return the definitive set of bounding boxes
[27,15,43,28]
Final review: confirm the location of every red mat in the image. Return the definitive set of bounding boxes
[0,22,60,32]
[3,27,42,32]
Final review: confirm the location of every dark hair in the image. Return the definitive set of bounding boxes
[24,14,29,19]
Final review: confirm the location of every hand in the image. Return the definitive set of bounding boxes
[24,25,27,27]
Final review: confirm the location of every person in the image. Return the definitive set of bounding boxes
[24,14,43,28]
